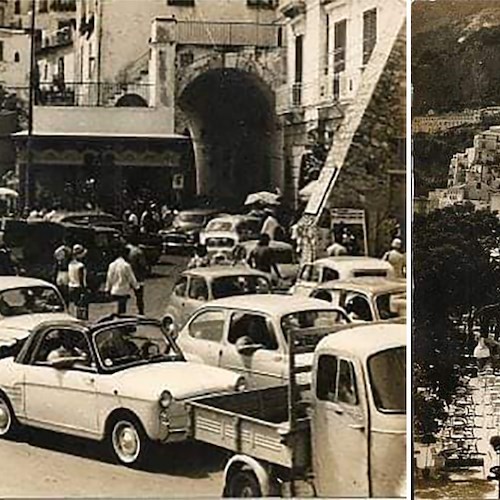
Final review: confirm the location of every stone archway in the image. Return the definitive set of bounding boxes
[177,67,281,206]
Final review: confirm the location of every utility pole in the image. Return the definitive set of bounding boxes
[25,0,37,211]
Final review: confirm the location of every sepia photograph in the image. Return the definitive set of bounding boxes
[413,0,500,498]
[0,0,406,497]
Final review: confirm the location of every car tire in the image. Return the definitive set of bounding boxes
[0,393,19,439]
[226,470,262,498]
[108,415,150,467]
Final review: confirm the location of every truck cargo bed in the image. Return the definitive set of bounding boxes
[188,385,311,470]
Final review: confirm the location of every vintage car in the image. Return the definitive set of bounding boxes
[0,277,73,357]
[310,276,407,322]
[199,215,262,249]
[291,256,395,296]
[162,267,272,334]
[176,295,351,388]
[49,210,125,232]
[0,316,245,467]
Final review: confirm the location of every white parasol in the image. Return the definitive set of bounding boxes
[0,187,19,199]
[244,191,281,207]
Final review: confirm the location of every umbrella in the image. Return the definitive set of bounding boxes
[299,180,320,200]
[0,187,19,199]
[244,191,281,207]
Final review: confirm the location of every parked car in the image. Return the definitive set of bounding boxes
[200,214,262,253]
[0,276,73,357]
[0,316,246,467]
[236,239,299,291]
[291,256,396,296]
[3,219,121,293]
[49,210,124,232]
[176,295,350,388]
[170,208,225,240]
[310,277,407,322]
[162,267,272,334]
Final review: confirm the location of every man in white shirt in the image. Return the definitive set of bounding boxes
[261,209,281,240]
[105,246,139,315]
[383,238,406,279]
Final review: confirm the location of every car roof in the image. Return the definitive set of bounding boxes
[52,210,117,220]
[316,277,406,294]
[208,214,259,223]
[178,208,222,215]
[200,294,337,315]
[312,256,392,270]
[316,323,406,360]
[0,276,58,290]
[240,240,293,250]
[182,266,268,278]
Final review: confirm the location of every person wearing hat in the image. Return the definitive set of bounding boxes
[68,244,88,319]
[383,238,406,279]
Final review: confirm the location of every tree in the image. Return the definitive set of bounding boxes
[414,204,500,433]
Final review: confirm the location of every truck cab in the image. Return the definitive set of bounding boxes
[311,323,406,497]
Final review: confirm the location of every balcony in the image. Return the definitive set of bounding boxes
[279,0,305,19]
[176,20,281,48]
[37,27,73,52]
[35,81,153,107]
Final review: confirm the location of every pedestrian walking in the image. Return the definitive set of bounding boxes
[68,244,88,319]
[474,335,491,371]
[53,239,71,305]
[383,238,406,278]
[126,238,148,315]
[327,234,349,257]
[105,246,139,315]
[247,233,282,284]
[0,233,17,276]
[261,208,281,241]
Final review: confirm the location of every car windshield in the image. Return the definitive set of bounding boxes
[94,322,183,370]
[281,309,348,350]
[0,286,65,317]
[206,220,234,232]
[376,292,407,320]
[368,346,406,413]
[211,275,271,299]
[178,213,206,224]
[206,237,236,248]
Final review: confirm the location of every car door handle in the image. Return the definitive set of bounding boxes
[348,423,365,431]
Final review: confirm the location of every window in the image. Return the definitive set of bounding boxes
[247,0,275,8]
[188,277,209,301]
[324,13,330,73]
[316,355,358,406]
[0,287,65,317]
[333,19,346,74]
[14,0,21,15]
[368,347,405,413]
[14,52,20,63]
[344,294,373,322]
[33,329,93,369]
[39,0,48,13]
[299,264,320,282]
[189,310,225,342]
[0,41,4,62]
[321,267,339,282]
[173,276,188,297]
[0,6,5,25]
[211,275,270,299]
[228,313,278,351]
[363,8,377,65]
[167,0,195,5]
[294,34,303,84]
[312,290,333,303]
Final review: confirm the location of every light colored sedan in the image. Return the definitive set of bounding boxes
[0,276,73,356]
[0,316,245,467]
[310,277,407,322]
[177,295,351,388]
[162,267,272,334]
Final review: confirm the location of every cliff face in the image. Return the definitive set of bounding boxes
[413,0,500,114]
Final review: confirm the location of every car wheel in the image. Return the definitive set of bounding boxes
[0,393,18,439]
[226,471,262,498]
[109,417,149,467]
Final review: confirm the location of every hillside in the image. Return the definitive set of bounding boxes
[412,0,500,114]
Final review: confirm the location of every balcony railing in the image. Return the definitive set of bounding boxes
[176,20,282,48]
[35,82,152,107]
[38,27,73,51]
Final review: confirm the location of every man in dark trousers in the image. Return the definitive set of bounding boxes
[126,237,148,315]
[247,233,282,284]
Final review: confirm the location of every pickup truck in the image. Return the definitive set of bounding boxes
[187,322,406,497]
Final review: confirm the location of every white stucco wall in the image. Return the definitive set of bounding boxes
[0,28,30,89]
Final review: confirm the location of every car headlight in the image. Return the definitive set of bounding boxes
[235,376,247,392]
[159,390,173,409]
